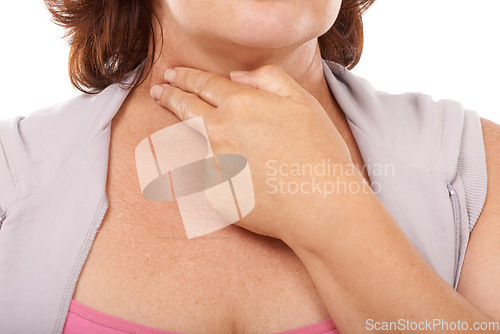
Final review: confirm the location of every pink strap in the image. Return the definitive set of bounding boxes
[63,299,338,334]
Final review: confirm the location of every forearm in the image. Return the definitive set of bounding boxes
[283,183,498,334]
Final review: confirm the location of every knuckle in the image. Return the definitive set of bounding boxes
[193,73,215,95]
[257,64,281,77]
[204,119,223,143]
[222,94,241,108]
[208,127,233,147]
[177,95,197,116]
[203,119,218,138]
[223,91,250,109]
[159,85,174,105]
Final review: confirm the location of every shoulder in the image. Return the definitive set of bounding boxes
[0,83,130,210]
[456,117,500,320]
[477,117,500,217]
[480,117,500,215]
[481,117,500,156]
[324,60,471,180]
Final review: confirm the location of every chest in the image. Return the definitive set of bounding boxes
[71,190,332,333]
[71,141,336,333]
[70,105,368,333]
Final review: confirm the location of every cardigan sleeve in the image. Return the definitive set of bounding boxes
[456,108,488,233]
[0,118,22,214]
[452,108,488,289]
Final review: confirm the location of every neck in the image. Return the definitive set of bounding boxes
[144,15,339,104]
[109,19,355,178]
[121,19,345,135]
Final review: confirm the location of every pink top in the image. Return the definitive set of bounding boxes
[63,299,338,334]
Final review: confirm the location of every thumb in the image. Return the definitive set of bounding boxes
[229,64,311,103]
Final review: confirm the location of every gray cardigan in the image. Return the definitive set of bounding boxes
[0,59,487,333]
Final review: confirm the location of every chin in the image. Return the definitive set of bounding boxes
[165,0,340,51]
[230,30,310,50]
[224,15,318,49]
[219,1,336,49]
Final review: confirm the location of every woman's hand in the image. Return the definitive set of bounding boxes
[150,65,500,333]
[150,64,368,241]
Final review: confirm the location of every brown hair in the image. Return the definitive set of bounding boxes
[45,0,375,94]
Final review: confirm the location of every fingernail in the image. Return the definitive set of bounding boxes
[164,68,177,82]
[150,85,164,100]
[230,71,249,78]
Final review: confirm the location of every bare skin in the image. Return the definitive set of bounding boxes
[145,64,500,333]
[72,0,500,333]
[72,49,369,334]
[457,118,500,321]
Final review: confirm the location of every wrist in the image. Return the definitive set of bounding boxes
[279,172,378,251]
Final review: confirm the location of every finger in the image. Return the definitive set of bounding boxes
[164,67,247,107]
[229,64,311,103]
[151,84,215,121]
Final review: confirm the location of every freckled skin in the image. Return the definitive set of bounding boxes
[73,1,347,333]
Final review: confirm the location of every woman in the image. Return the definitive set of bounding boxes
[0,0,499,333]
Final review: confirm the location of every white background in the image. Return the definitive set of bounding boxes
[0,0,499,123]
